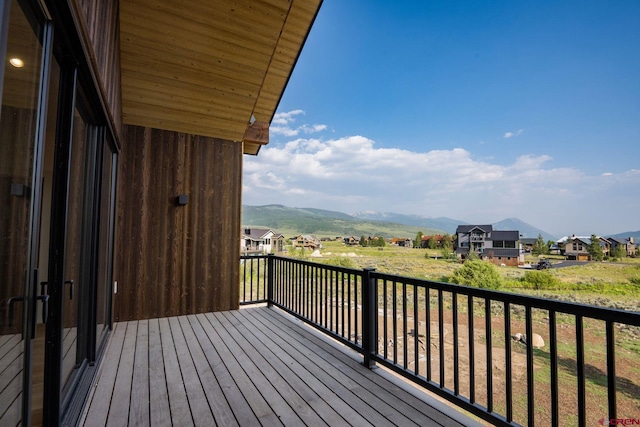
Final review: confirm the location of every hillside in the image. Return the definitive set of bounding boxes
[492,218,557,241]
[243,205,559,241]
[351,211,557,240]
[350,211,467,234]
[242,204,443,238]
[608,230,640,240]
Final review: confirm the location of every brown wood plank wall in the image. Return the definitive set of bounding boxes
[114,125,242,321]
[70,0,123,140]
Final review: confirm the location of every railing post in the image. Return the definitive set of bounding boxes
[362,267,376,369]
[267,254,274,307]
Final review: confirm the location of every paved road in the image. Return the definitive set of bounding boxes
[550,260,589,268]
[520,260,589,269]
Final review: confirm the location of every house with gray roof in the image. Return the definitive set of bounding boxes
[241,228,285,254]
[608,237,636,256]
[455,225,524,266]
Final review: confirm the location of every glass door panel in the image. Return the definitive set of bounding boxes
[0,0,47,424]
[95,139,115,351]
[60,106,89,392]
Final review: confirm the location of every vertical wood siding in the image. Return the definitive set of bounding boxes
[114,125,242,321]
[70,0,122,138]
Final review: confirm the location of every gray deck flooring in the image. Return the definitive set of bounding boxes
[80,306,471,426]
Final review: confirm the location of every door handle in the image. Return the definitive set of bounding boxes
[42,280,74,299]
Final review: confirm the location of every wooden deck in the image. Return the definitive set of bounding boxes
[80,306,476,426]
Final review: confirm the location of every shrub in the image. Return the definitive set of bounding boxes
[327,256,357,269]
[522,270,560,290]
[451,260,503,289]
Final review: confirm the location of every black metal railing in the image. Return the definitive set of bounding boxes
[239,255,269,304]
[271,256,364,353]
[240,255,640,427]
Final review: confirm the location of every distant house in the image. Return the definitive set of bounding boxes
[608,237,636,256]
[420,234,451,249]
[520,238,538,253]
[454,225,524,266]
[292,234,322,250]
[391,237,413,248]
[343,236,359,246]
[558,235,610,260]
[241,228,285,254]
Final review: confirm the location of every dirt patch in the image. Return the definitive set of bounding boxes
[375,308,640,426]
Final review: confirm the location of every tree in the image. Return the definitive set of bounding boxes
[441,234,452,251]
[466,250,479,261]
[611,245,626,260]
[414,231,423,249]
[359,235,367,247]
[547,240,555,252]
[587,234,604,261]
[441,233,453,259]
[451,260,503,289]
[428,237,437,249]
[532,234,549,256]
[369,236,385,247]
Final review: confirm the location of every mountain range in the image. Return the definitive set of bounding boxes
[242,204,559,241]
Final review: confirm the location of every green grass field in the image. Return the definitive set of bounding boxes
[297,241,640,308]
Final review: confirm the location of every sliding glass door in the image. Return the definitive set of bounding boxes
[0,0,50,424]
[0,0,116,424]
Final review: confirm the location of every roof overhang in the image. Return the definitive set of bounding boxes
[119,0,322,155]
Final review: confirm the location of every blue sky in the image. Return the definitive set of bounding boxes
[243,0,640,237]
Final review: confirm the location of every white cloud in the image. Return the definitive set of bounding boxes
[301,124,328,133]
[272,110,304,125]
[504,129,524,139]
[269,110,327,137]
[244,119,639,236]
[270,126,300,137]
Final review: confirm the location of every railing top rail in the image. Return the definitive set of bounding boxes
[240,254,269,259]
[272,255,363,275]
[371,270,640,325]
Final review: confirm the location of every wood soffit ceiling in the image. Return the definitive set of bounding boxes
[119,0,322,155]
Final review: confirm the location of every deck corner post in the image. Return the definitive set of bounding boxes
[267,254,275,307]
[362,267,377,369]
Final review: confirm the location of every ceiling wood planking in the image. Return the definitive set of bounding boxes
[123,111,244,143]
[122,86,251,126]
[121,1,289,46]
[120,6,281,65]
[120,0,322,151]
[121,78,255,117]
[120,39,269,87]
[120,54,261,98]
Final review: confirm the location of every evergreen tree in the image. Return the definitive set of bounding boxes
[414,231,423,249]
[359,235,367,247]
[587,234,604,261]
[532,234,548,256]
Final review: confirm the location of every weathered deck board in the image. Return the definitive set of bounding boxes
[81,306,473,426]
[128,319,149,426]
